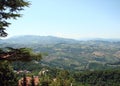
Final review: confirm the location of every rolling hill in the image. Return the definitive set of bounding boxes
[1,35,120,71]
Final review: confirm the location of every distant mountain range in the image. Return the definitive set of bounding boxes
[0,35,79,44]
[1,35,120,44]
[79,38,120,42]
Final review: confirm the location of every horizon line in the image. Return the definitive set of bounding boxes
[4,34,120,40]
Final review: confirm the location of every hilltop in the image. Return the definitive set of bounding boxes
[1,35,78,44]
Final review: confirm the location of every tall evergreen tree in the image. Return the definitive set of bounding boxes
[0,0,29,37]
[23,74,27,86]
[0,61,18,86]
[31,75,35,86]
[0,1,32,86]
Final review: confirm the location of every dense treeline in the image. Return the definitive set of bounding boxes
[13,61,120,86]
[74,69,120,86]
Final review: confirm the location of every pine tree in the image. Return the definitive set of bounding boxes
[31,75,35,86]
[0,61,18,86]
[0,47,42,62]
[0,0,29,37]
[23,74,27,86]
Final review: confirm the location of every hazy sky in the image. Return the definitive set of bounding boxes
[8,0,120,39]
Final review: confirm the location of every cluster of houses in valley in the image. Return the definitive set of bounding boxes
[17,69,73,86]
[14,70,31,74]
[16,68,50,86]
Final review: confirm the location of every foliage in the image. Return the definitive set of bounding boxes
[0,0,30,37]
[0,60,18,86]
[0,47,42,62]
[74,69,120,86]
[13,64,120,86]
[39,69,74,86]
[0,47,42,85]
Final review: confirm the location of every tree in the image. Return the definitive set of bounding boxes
[0,60,18,86]
[0,47,42,62]
[0,0,30,37]
[0,1,37,86]
[23,74,27,86]
[31,75,35,86]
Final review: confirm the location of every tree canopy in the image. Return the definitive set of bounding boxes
[0,0,29,37]
[0,47,42,62]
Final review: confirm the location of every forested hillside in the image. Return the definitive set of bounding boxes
[1,35,120,71]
